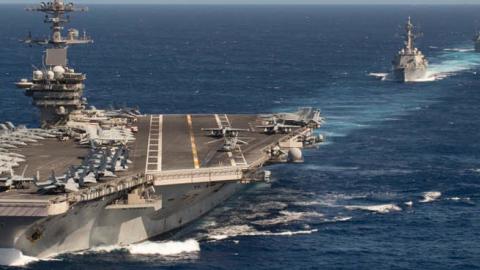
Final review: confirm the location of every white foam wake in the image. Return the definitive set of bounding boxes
[87,239,200,256]
[0,248,39,267]
[420,191,442,203]
[443,48,474,53]
[128,240,200,255]
[324,216,353,223]
[252,210,324,226]
[369,72,390,81]
[446,197,472,203]
[345,203,402,214]
[469,168,480,173]
[207,225,318,241]
[292,200,324,206]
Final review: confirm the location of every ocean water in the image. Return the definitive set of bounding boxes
[0,4,480,270]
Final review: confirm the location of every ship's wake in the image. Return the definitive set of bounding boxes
[370,46,480,82]
[443,48,475,53]
[0,248,39,267]
[206,225,319,241]
[83,239,201,257]
[345,203,402,214]
[0,239,201,267]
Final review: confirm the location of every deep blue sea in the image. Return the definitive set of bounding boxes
[0,4,480,270]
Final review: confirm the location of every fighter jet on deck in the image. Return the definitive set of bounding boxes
[35,170,79,193]
[202,126,250,138]
[0,168,37,190]
[257,118,300,134]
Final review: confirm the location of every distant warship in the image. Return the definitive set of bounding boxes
[473,32,480,52]
[0,0,324,259]
[392,17,428,82]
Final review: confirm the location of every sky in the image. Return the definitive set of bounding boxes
[0,0,479,4]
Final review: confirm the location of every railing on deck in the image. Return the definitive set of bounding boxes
[149,166,246,186]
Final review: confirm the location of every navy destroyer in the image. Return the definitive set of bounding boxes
[0,0,324,259]
[392,17,429,82]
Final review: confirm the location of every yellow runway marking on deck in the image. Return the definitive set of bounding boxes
[187,115,200,169]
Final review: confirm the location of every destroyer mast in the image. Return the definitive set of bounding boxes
[16,0,93,127]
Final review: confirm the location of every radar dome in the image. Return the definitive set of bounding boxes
[287,148,303,163]
[57,106,66,115]
[53,66,65,79]
[33,70,43,80]
[47,71,55,80]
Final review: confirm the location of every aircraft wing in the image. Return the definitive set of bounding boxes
[256,125,275,129]
[227,128,250,132]
[280,124,300,128]
[39,184,57,190]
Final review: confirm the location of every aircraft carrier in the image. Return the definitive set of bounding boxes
[0,0,324,259]
[392,17,429,82]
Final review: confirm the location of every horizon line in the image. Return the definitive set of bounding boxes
[0,3,480,5]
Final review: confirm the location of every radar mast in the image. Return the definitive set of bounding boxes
[405,17,415,54]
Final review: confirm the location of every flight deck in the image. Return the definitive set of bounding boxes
[132,114,286,174]
[1,113,309,202]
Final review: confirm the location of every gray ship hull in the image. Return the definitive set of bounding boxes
[1,182,243,258]
[393,67,427,83]
[475,42,480,53]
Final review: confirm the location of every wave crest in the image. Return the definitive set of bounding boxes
[420,191,442,203]
[252,210,324,226]
[443,48,474,52]
[345,203,402,214]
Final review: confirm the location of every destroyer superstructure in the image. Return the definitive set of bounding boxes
[0,0,324,259]
[392,17,428,82]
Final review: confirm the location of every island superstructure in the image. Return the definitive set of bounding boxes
[16,0,93,127]
[0,0,324,258]
[392,17,429,82]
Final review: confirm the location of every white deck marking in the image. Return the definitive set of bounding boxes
[145,115,153,173]
[232,145,247,166]
[219,114,230,127]
[227,151,236,166]
[157,115,163,171]
[214,114,222,128]
[145,115,163,173]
